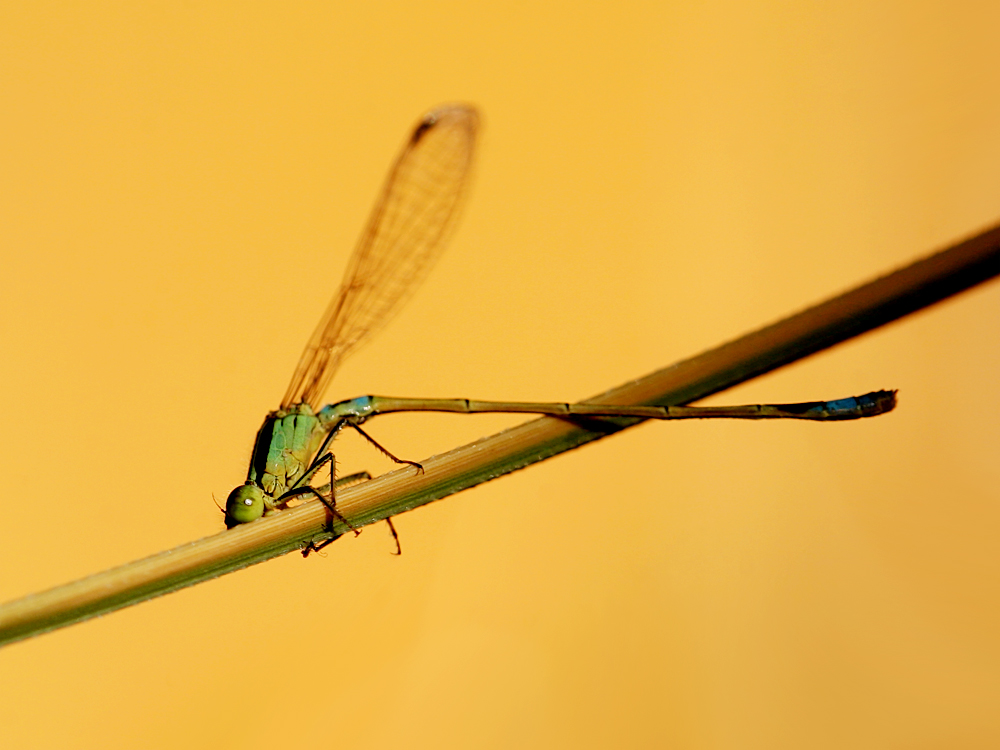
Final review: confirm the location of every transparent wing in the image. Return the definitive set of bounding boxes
[281,104,479,410]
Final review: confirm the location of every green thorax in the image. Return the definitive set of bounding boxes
[248,403,326,498]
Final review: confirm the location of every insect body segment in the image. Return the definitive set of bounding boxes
[319,395,377,421]
[225,484,266,527]
[249,405,327,496]
[225,405,329,528]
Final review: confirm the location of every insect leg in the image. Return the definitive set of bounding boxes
[282,451,358,536]
[334,470,372,486]
[386,517,401,556]
[344,424,415,555]
[348,423,424,473]
[301,466,374,557]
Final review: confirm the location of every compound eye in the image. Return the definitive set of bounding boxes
[225,483,265,528]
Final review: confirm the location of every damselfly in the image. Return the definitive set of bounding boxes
[223,104,895,549]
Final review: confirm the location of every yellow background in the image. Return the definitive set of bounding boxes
[1,3,998,748]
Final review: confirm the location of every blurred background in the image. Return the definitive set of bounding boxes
[1,2,998,748]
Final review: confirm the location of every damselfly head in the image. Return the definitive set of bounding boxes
[225,482,265,528]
